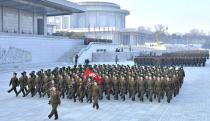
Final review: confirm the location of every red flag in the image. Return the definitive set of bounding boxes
[84,68,102,85]
[84,68,92,78]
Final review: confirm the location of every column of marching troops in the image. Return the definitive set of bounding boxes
[8,64,185,105]
[134,50,209,66]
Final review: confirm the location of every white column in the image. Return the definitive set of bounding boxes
[18,9,20,33]
[43,14,47,35]
[0,6,2,32]
[1,6,3,32]
[32,11,34,34]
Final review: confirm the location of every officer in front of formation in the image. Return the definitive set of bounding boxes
[48,86,61,120]
[8,72,19,96]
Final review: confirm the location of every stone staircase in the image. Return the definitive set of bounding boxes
[57,45,87,63]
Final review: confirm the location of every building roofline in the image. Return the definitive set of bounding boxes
[78,1,121,8]
[41,0,86,14]
[0,0,86,16]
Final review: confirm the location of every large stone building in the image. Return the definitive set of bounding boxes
[0,0,85,35]
[48,1,142,46]
[0,0,86,64]
[49,1,129,31]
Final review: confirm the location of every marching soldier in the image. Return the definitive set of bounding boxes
[34,71,42,98]
[86,78,93,103]
[105,75,111,100]
[78,78,85,102]
[137,76,145,102]
[112,76,119,100]
[128,76,136,101]
[154,76,162,102]
[119,75,126,101]
[17,72,28,97]
[48,87,61,120]
[147,75,154,102]
[166,76,174,103]
[92,81,99,110]
[25,72,36,97]
[8,72,19,96]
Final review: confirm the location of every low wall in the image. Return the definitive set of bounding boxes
[0,35,83,64]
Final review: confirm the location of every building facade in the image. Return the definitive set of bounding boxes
[70,2,129,30]
[48,1,143,46]
[0,0,85,35]
[50,1,129,31]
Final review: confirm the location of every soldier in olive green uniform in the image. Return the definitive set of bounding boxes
[72,76,78,102]
[58,74,66,99]
[17,72,28,97]
[78,78,85,102]
[165,76,174,103]
[105,76,111,100]
[34,72,42,97]
[128,76,136,101]
[48,87,61,120]
[119,75,126,101]
[8,72,19,96]
[86,78,93,103]
[137,76,145,102]
[25,72,36,97]
[112,76,119,100]
[147,75,154,102]
[92,81,99,110]
[66,74,73,99]
[154,76,162,102]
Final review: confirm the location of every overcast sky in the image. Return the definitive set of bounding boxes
[69,0,210,34]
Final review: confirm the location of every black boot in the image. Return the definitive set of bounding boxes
[167,98,170,103]
[96,103,99,110]
[93,103,95,108]
[106,96,110,100]
[55,112,58,120]
[149,97,152,102]
[48,114,52,119]
[158,98,161,103]
[122,96,125,101]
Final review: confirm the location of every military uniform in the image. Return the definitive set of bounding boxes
[137,76,145,101]
[154,76,162,102]
[34,72,42,97]
[8,73,19,96]
[26,72,36,97]
[92,82,99,110]
[48,87,61,120]
[119,76,126,101]
[17,72,28,97]
[128,76,136,101]
[165,76,174,103]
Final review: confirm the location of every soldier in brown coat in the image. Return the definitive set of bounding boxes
[34,72,42,98]
[8,72,19,96]
[112,76,119,100]
[105,76,111,100]
[86,78,93,103]
[25,72,36,97]
[17,72,28,97]
[119,75,126,101]
[137,76,145,102]
[48,87,61,120]
[92,81,99,110]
